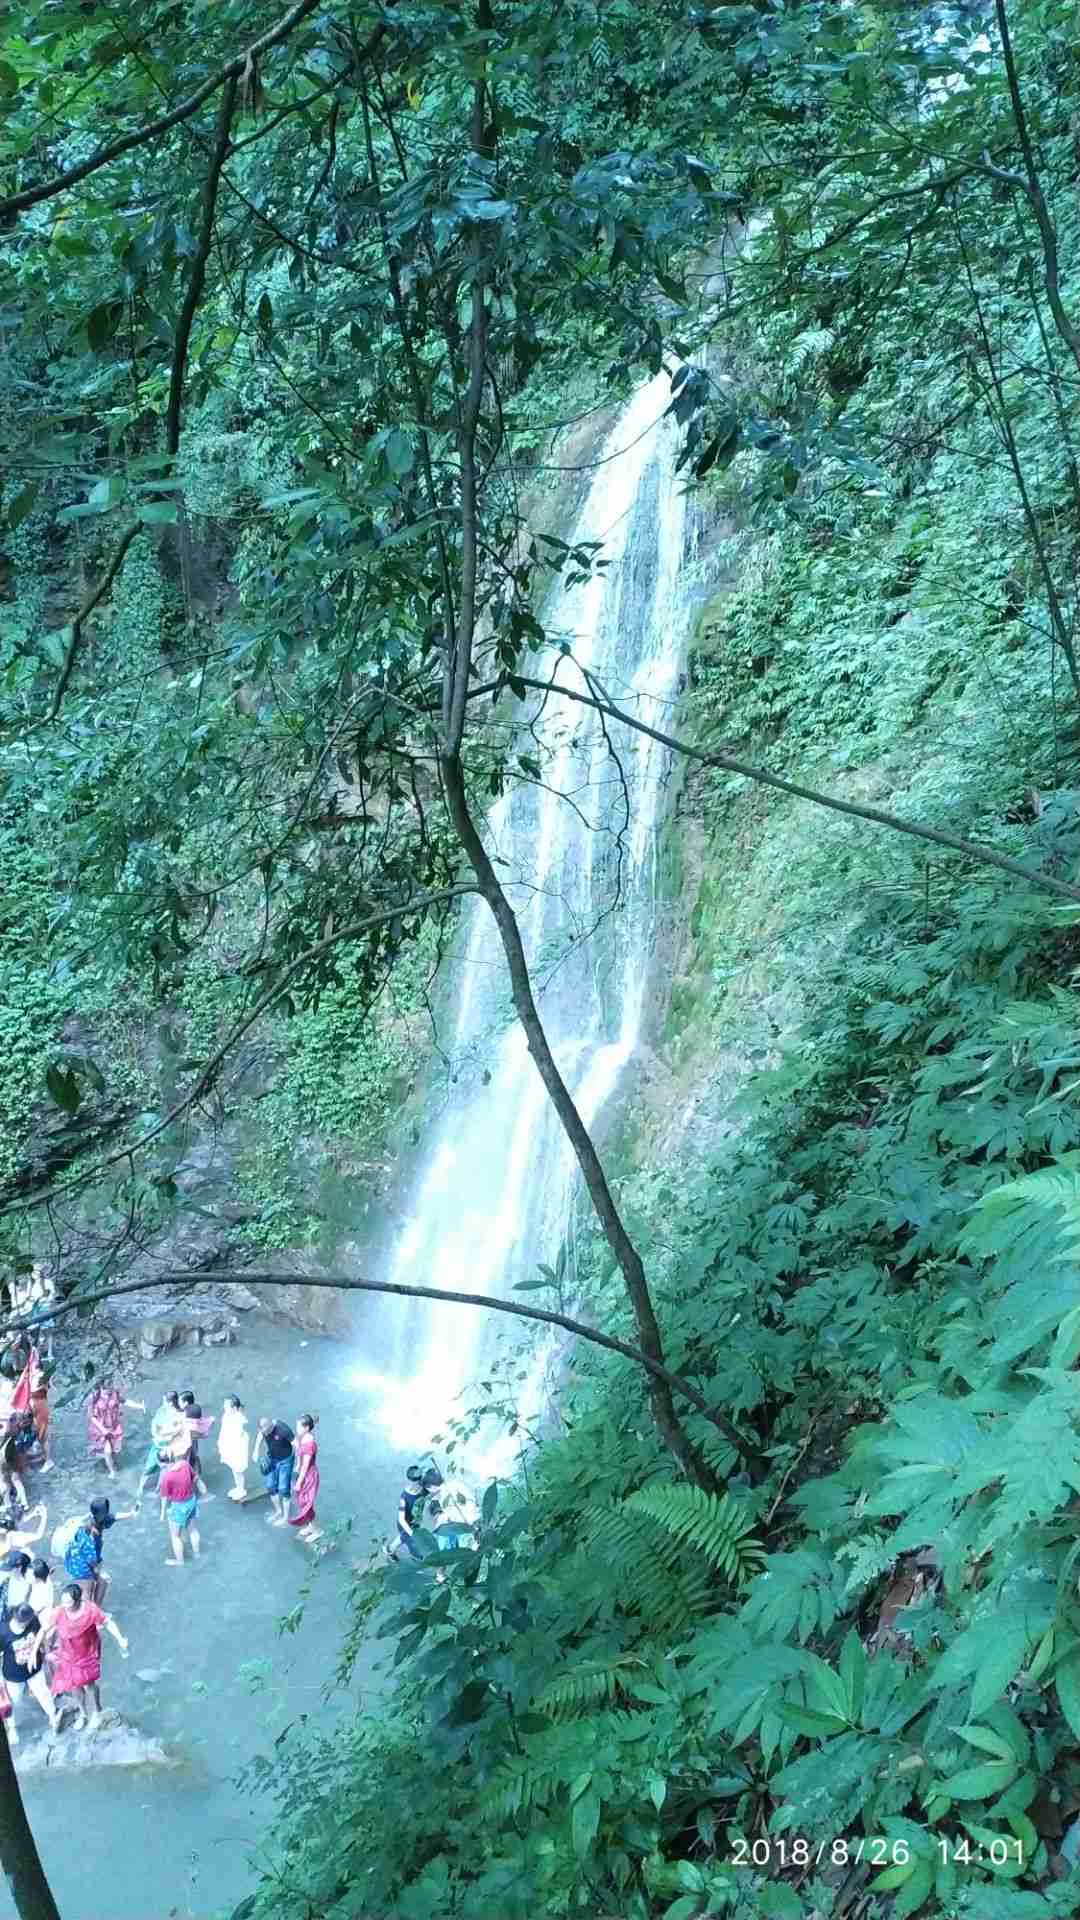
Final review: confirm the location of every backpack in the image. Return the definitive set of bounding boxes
[50,1515,81,1558]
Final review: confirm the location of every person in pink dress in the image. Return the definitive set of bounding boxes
[86,1384,145,1478]
[288,1415,321,1543]
[43,1582,128,1729]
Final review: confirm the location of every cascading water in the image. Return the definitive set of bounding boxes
[358,373,697,1473]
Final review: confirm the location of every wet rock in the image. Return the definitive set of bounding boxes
[13,1708,177,1773]
[139,1320,179,1359]
[138,1314,234,1358]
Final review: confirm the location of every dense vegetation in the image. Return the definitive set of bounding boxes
[4,0,1080,1914]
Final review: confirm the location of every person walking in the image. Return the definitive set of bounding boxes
[0,1551,33,1619]
[87,1383,145,1477]
[256,1417,294,1526]
[27,1558,53,1619]
[0,1604,60,1741]
[158,1455,201,1566]
[288,1415,321,1543]
[43,1583,128,1729]
[1,1426,29,1516]
[218,1396,250,1500]
[61,1496,136,1604]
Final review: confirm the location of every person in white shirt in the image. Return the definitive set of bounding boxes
[27,1558,54,1619]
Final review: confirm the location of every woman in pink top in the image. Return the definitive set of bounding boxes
[87,1383,145,1477]
[158,1456,201,1566]
[44,1582,128,1729]
[288,1415,321,1543]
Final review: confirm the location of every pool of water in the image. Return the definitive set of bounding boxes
[4,1316,409,1920]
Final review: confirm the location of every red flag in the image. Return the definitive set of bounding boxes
[9,1348,36,1415]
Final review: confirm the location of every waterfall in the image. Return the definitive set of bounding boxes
[357,373,695,1474]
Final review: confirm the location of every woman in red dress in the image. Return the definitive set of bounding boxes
[87,1383,145,1477]
[288,1415,321,1543]
[43,1581,129,1728]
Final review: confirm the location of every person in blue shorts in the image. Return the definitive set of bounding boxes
[256,1417,294,1526]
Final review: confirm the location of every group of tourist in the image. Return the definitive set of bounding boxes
[0,1340,324,1746]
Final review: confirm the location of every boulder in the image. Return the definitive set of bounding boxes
[138,1320,178,1359]
[13,1708,177,1773]
[137,1313,234,1358]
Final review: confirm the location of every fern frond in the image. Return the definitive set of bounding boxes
[584,1501,713,1631]
[534,1655,642,1720]
[624,1485,765,1584]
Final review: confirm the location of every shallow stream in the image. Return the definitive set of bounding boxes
[5,1319,402,1920]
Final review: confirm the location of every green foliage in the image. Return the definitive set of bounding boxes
[5,0,1080,1913]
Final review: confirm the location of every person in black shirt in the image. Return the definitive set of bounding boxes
[396,1465,425,1560]
[0,1604,59,1740]
[256,1417,294,1524]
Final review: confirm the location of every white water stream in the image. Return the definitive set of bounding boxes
[356,374,696,1473]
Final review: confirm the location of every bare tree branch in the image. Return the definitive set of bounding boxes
[0,886,477,1224]
[501,676,1080,907]
[1,1271,764,1470]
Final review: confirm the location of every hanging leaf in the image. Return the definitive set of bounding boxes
[6,481,38,528]
[86,301,123,352]
[1056,1652,1080,1744]
[45,1065,81,1115]
[384,430,414,478]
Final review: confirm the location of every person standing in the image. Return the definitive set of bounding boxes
[179,1392,214,1499]
[396,1466,425,1560]
[158,1455,201,1566]
[87,1383,145,1477]
[218,1396,250,1500]
[0,1604,60,1741]
[256,1417,294,1525]
[28,1350,55,1475]
[43,1583,129,1729]
[137,1392,188,1495]
[288,1415,321,1543]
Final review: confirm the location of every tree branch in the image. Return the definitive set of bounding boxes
[165,75,238,458]
[0,1272,763,1471]
[0,886,476,1223]
[991,0,1080,383]
[47,523,143,721]
[0,1719,59,1920]
[504,676,1080,906]
[0,0,326,219]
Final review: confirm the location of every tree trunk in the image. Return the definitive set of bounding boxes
[0,1721,61,1920]
[440,748,725,1492]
